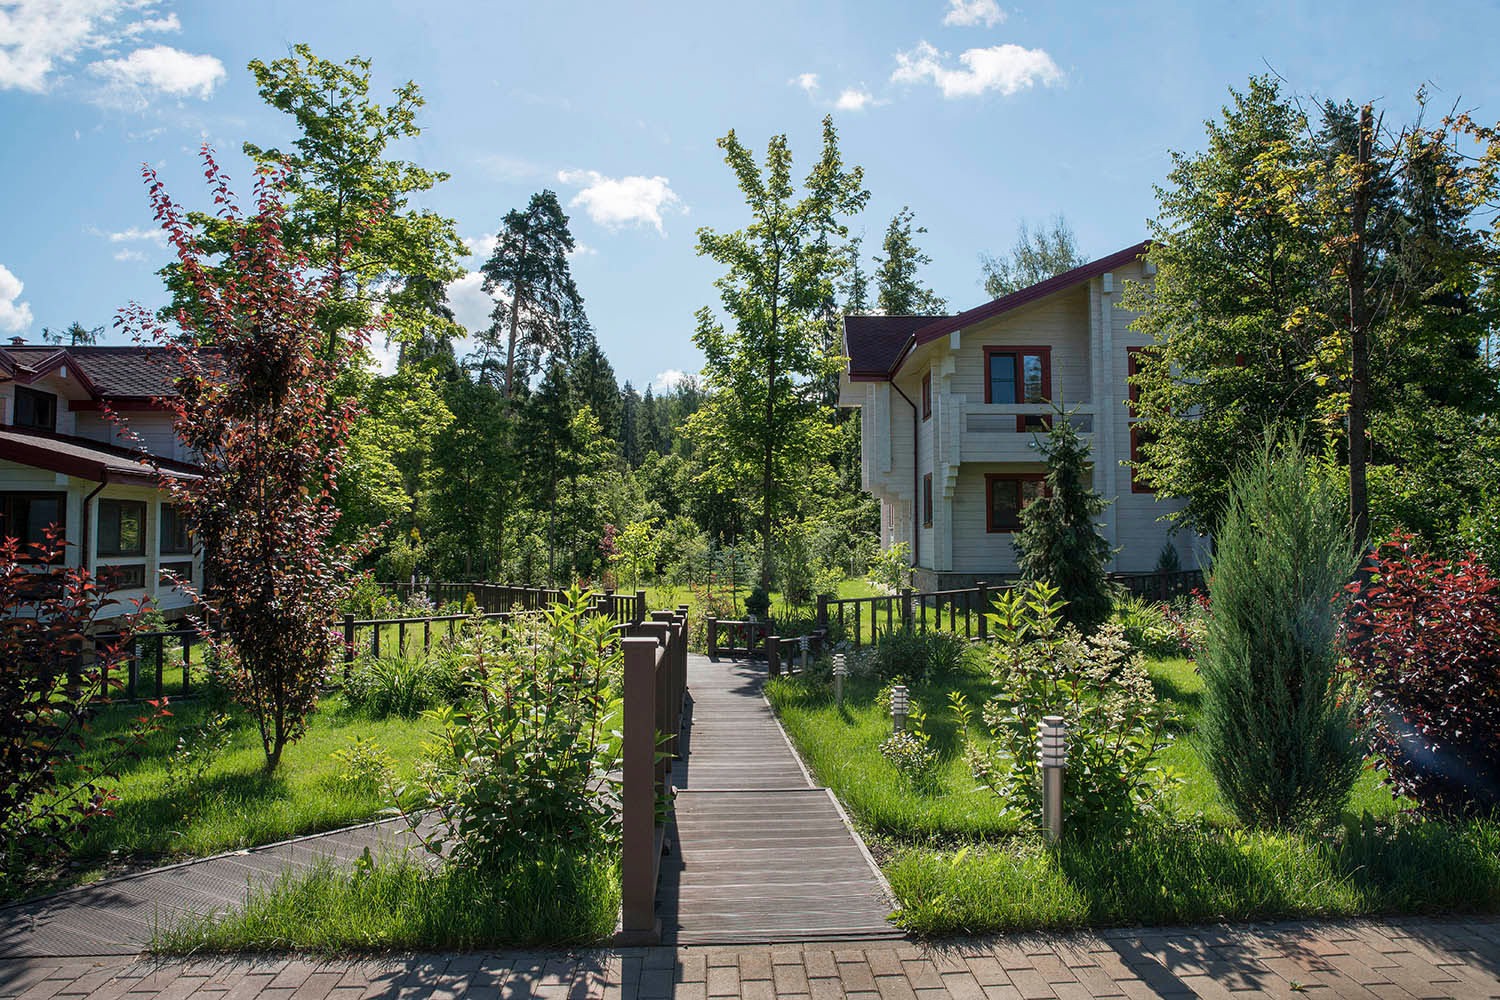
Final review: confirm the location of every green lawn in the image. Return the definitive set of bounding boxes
[765,645,1500,935]
[34,690,434,896]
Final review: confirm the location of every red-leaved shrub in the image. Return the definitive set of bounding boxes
[1344,533,1500,815]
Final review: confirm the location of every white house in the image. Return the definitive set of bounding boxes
[838,242,1206,591]
[0,342,201,617]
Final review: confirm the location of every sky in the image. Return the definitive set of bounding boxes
[1,0,1497,392]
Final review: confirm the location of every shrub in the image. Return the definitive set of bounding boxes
[1112,595,1186,659]
[878,702,940,790]
[952,581,1180,828]
[331,735,396,792]
[1014,407,1113,634]
[0,533,166,881]
[1345,535,1500,815]
[163,712,233,816]
[400,588,621,870]
[745,582,771,621]
[867,627,968,684]
[865,541,912,594]
[1198,435,1362,829]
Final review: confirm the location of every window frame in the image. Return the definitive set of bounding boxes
[922,473,933,527]
[984,473,1047,534]
[0,491,67,561]
[1130,425,1156,494]
[159,504,192,555]
[983,346,1052,405]
[97,498,148,558]
[921,371,932,421]
[12,386,58,431]
[1125,346,1156,493]
[1015,414,1053,434]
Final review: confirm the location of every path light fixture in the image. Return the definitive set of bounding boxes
[1039,715,1068,843]
[890,683,910,733]
[833,654,848,710]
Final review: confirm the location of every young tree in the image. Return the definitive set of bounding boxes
[874,207,946,314]
[1197,434,1362,828]
[121,151,369,773]
[687,116,870,584]
[1014,409,1113,633]
[841,234,872,314]
[979,215,1086,298]
[41,321,102,346]
[479,191,583,399]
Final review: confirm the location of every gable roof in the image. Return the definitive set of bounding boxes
[0,426,200,485]
[843,241,1149,381]
[0,345,188,401]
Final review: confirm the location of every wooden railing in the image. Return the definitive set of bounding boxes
[1110,569,1205,601]
[703,617,771,659]
[375,580,645,621]
[91,628,201,700]
[617,604,689,945]
[819,583,995,649]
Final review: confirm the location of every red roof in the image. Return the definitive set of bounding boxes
[844,241,1149,381]
[0,426,200,485]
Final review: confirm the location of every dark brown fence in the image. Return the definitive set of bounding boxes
[1110,569,1205,601]
[617,605,689,944]
[91,628,201,700]
[375,581,644,621]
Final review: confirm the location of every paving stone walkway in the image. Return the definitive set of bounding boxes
[0,917,1495,998]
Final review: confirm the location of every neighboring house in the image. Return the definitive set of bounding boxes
[839,242,1205,590]
[0,341,201,617]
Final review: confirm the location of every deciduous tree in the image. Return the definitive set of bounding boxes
[979,215,1085,298]
[874,206,946,315]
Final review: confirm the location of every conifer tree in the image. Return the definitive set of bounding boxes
[619,381,641,466]
[571,340,619,441]
[1014,410,1113,633]
[874,207,946,315]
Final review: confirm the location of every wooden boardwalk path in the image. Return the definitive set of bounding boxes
[658,654,899,944]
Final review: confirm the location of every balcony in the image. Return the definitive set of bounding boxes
[959,406,1093,463]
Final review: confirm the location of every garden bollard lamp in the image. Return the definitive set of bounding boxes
[833,654,848,709]
[890,683,910,733]
[1039,715,1068,843]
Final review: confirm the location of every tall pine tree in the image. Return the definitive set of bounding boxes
[874,207,946,315]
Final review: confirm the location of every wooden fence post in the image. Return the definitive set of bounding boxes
[976,582,989,641]
[618,635,662,944]
[817,595,828,630]
[706,617,718,659]
[343,614,355,678]
[766,635,781,677]
[635,590,647,625]
[901,587,913,631]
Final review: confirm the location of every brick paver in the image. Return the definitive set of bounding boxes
[0,917,1494,999]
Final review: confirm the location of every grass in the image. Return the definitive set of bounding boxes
[765,641,1499,935]
[150,849,621,953]
[40,690,433,893]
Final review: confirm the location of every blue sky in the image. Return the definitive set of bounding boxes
[1,0,1495,391]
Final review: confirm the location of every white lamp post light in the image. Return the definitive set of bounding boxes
[1039,715,1067,843]
[833,654,848,710]
[890,684,910,733]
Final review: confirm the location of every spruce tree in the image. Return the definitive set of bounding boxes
[1014,410,1112,633]
[1197,434,1362,829]
[874,207,946,315]
[619,381,641,466]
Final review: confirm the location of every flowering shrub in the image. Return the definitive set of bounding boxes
[951,581,1181,829]
[878,700,939,789]
[331,735,395,791]
[1345,534,1500,815]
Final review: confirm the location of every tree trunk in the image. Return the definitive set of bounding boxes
[1348,104,1374,552]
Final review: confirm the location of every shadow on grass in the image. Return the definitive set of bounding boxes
[73,767,293,861]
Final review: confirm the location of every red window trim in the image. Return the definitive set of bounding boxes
[921,371,932,421]
[922,473,933,527]
[1125,346,1146,414]
[983,346,1052,404]
[984,473,1047,534]
[1130,425,1155,494]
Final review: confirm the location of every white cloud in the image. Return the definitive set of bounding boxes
[834,87,876,112]
[445,271,496,337]
[461,233,497,258]
[477,153,545,181]
[790,72,819,94]
[112,248,145,262]
[97,224,167,246]
[90,44,224,106]
[0,264,34,333]
[652,369,688,392]
[557,169,684,235]
[569,243,598,257]
[0,0,182,93]
[891,41,1062,98]
[943,0,1006,27]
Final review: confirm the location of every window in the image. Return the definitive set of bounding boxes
[160,505,192,555]
[922,473,933,527]
[0,492,66,556]
[97,499,146,557]
[160,560,194,585]
[101,564,146,589]
[13,387,57,431]
[985,474,1046,533]
[1130,426,1156,494]
[1016,414,1053,433]
[984,347,1051,404]
[921,371,932,420]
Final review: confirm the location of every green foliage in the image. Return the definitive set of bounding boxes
[1197,435,1362,829]
[978,215,1086,299]
[955,582,1180,828]
[1112,596,1187,659]
[162,713,233,817]
[402,589,621,870]
[1014,408,1113,634]
[879,723,940,790]
[612,518,661,590]
[865,541,913,594]
[745,582,771,621]
[686,116,870,582]
[874,206,946,315]
[330,736,396,791]
[343,646,467,721]
[866,627,968,684]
